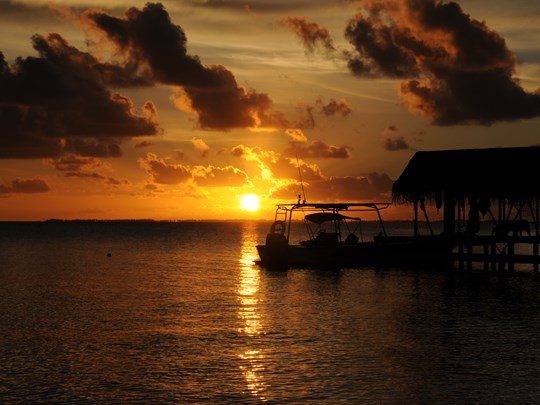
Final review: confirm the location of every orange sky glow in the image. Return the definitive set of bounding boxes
[1,0,539,221]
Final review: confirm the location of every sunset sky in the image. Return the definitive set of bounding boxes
[1,0,539,220]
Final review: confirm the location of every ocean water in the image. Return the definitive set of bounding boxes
[1,221,540,404]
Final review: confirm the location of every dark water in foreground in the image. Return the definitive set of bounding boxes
[1,221,540,404]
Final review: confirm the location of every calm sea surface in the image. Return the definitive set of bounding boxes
[1,221,540,404]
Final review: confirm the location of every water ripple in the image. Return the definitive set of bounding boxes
[1,221,540,403]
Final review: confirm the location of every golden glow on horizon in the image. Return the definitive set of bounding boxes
[240,194,260,212]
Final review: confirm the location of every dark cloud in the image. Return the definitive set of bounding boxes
[292,103,315,130]
[285,140,351,159]
[135,140,152,148]
[85,3,282,130]
[51,155,102,172]
[49,154,127,185]
[343,0,540,125]
[85,3,210,87]
[381,125,410,151]
[383,136,410,151]
[63,139,123,158]
[344,12,424,78]
[0,33,159,159]
[0,178,51,194]
[188,0,343,14]
[317,98,352,117]
[281,16,335,55]
[285,98,350,132]
[63,172,127,185]
[65,172,106,180]
[0,2,285,160]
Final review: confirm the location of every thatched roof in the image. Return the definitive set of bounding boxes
[392,146,540,203]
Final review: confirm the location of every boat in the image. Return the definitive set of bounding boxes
[256,202,452,268]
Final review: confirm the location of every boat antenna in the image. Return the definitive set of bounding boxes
[296,155,307,204]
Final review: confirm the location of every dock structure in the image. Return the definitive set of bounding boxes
[392,147,540,271]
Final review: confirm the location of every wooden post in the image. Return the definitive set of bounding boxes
[536,197,540,236]
[458,240,464,271]
[534,240,539,273]
[498,240,506,273]
[457,197,461,233]
[444,192,455,235]
[413,199,419,237]
[508,240,515,272]
[491,239,497,272]
[483,242,489,271]
[420,200,434,236]
[536,197,539,273]
[467,238,472,271]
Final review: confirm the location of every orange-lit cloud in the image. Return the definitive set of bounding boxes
[192,165,250,187]
[272,172,393,202]
[138,153,192,185]
[192,137,210,157]
[231,142,393,202]
[272,157,324,182]
[139,152,250,188]
[285,129,308,143]
[284,128,351,158]
[231,144,323,182]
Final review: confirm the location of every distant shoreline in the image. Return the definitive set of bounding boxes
[0,218,442,224]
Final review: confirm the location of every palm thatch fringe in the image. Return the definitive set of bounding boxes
[392,146,540,204]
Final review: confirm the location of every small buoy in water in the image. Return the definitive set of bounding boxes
[106,252,112,257]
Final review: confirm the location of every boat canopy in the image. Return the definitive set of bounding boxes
[304,212,359,224]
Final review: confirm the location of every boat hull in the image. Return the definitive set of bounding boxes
[256,236,453,269]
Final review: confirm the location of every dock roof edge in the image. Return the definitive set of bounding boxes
[392,146,540,203]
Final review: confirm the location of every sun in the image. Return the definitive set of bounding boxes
[240,194,260,212]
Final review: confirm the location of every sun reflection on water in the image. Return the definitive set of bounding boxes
[238,349,266,398]
[238,226,268,401]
